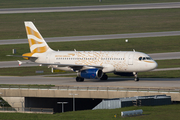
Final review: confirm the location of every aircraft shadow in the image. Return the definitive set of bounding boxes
[84,77,180,82]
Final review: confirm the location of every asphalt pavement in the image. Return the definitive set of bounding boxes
[0,76,179,88]
[1,31,180,45]
[0,2,180,14]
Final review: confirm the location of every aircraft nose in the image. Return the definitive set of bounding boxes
[152,61,158,70]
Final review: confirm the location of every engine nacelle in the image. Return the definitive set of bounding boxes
[114,72,134,76]
[77,68,103,79]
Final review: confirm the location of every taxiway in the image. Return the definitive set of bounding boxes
[1,31,180,45]
[0,2,180,14]
[0,76,179,88]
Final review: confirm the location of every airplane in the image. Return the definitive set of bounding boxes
[9,21,158,82]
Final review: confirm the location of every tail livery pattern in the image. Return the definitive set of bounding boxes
[24,21,52,53]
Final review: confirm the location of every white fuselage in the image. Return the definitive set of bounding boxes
[33,51,158,73]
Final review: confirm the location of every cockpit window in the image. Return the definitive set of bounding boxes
[139,57,142,61]
[139,57,152,61]
[146,57,152,60]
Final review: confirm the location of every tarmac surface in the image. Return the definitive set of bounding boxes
[149,52,180,60]
[0,76,179,88]
[1,2,180,14]
[1,31,180,45]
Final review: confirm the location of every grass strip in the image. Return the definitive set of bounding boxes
[0,66,73,76]
[156,59,180,69]
[1,0,180,8]
[0,104,180,120]
[138,70,180,78]
[1,36,180,61]
[0,9,180,39]
[0,84,55,88]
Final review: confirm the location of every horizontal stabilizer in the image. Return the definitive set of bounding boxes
[7,55,37,58]
[17,60,39,66]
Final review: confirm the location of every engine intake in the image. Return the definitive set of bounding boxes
[78,68,103,79]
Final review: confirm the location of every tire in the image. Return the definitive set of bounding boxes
[80,78,84,82]
[134,77,139,82]
[76,77,84,82]
[100,74,108,80]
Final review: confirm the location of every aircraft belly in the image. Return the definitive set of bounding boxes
[102,64,114,73]
[55,67,73,71]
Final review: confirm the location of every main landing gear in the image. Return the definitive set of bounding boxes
[100,73,108,80]
[76,77,84,82]
[133,72,139,82]
[76,73,108,82]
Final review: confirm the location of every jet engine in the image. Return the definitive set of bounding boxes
[77,68,103,79]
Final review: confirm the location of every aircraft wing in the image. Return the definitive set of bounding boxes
[9,59,103,70]
[41,63,104,71]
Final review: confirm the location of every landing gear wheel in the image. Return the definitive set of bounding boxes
[76,77,84,82]
[134,77,139,82]
[133,72,139,82]
[100,74,108,80]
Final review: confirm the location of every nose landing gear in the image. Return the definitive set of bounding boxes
[133,72,139,82]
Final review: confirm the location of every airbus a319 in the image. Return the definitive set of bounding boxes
[9,22,158,82]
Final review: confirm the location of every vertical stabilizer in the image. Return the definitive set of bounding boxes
[24,21,53,53]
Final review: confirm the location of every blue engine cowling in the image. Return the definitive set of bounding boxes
[78,68,103,79]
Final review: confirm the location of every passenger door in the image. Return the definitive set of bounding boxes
[128,53,134,65]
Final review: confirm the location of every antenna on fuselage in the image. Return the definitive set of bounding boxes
[74,49,76,52]
[133,49,135,52]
